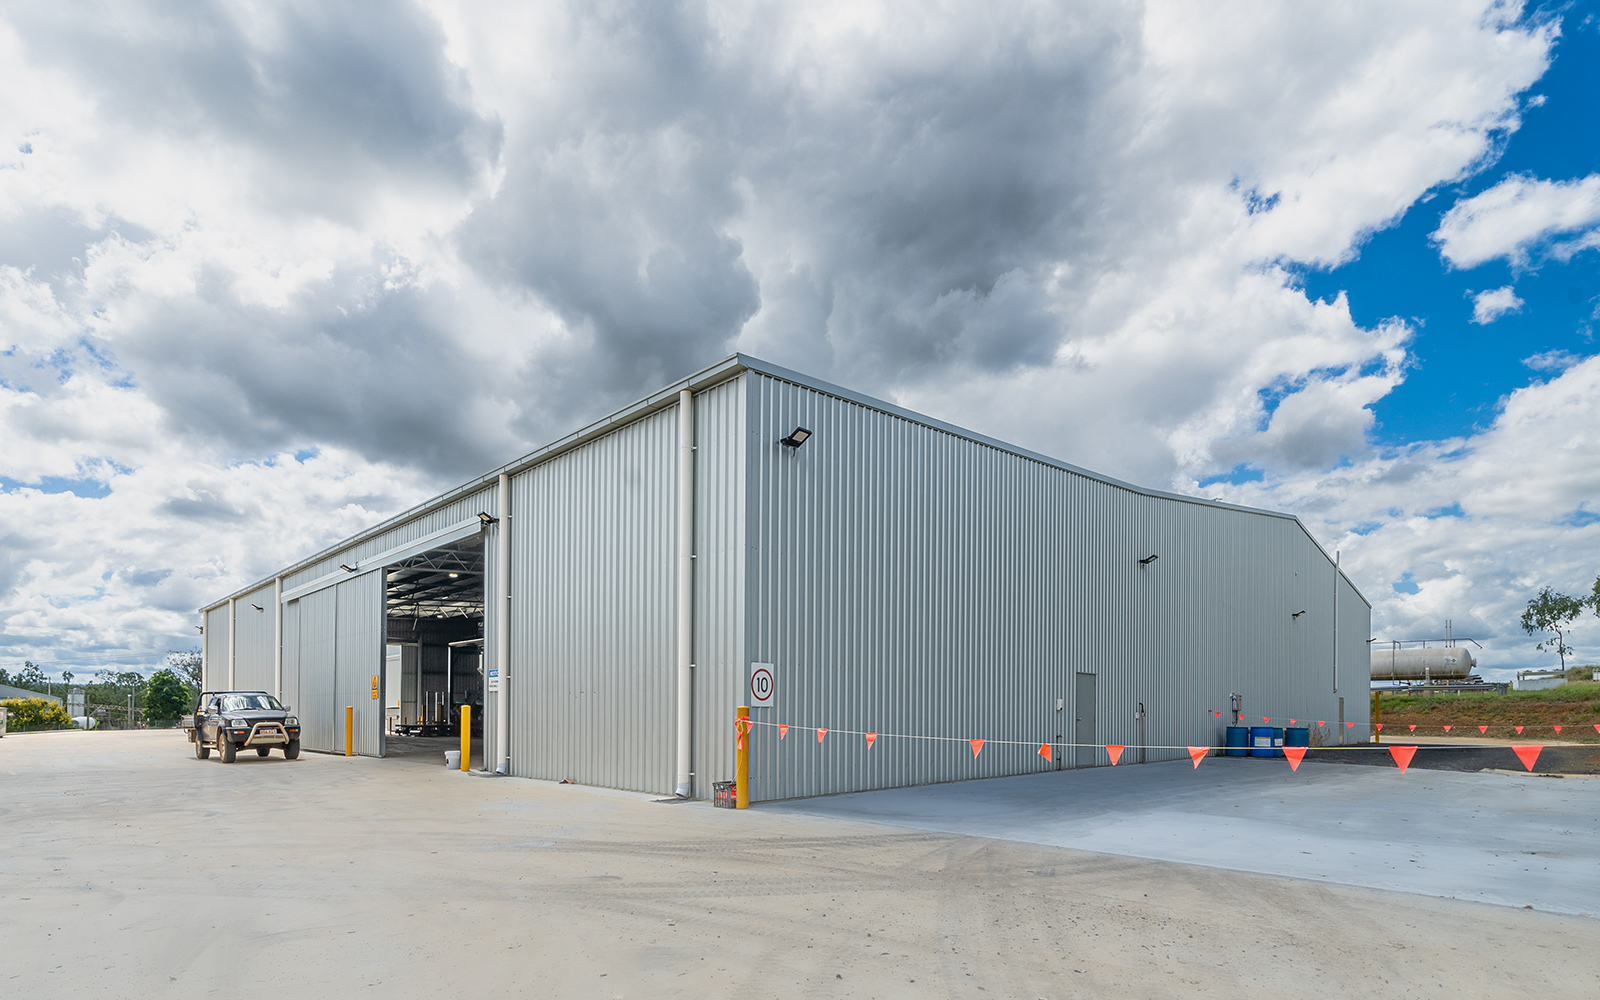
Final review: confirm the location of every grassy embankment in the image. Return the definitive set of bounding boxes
[1375,681,1600,742]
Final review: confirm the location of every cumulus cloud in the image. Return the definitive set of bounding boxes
[1471,285,1524,323]
[0,0,1576,673]
[1434,173,1600,268]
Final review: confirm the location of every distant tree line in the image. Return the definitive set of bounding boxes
[1520,577,1600,671]
[0,650,202,728]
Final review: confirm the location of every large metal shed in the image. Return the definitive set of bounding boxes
[201,354,1371,801]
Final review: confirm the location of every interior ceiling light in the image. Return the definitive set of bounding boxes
[478,511,499,525]
[448,572,459,578]
[1138,554,1159,565]
[780,426,812,448]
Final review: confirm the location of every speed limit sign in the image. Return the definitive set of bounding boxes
[748,662,776,708]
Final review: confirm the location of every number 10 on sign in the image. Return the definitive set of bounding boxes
[748,662,776,708]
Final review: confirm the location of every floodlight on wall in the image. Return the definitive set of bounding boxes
[195,625,204,633]
[478,511,499,525]
[1292,610,1307,618]
[250,603,263,612]
[780,426,812,448]
[1138,553,1159,566]
[340,563,358,573]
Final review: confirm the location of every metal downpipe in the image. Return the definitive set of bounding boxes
[273,577,283,700]
[495,472,511,774]
[675,388,694,798]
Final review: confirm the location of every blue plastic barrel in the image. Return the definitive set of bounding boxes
[1284,727,1310,751]
[1273,727,1285,757]
[1225,726,1248,757]
[1248,725,1275,758]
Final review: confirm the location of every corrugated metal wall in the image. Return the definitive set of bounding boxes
[283,487,496,592]
[335,572,384,756]
[232,583,277,692]
[505,404,678,791]
[292,588,338,752]
[202,605,229,689]
[739,372,1370,801]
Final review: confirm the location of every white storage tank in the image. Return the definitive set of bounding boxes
[1369,646,1474,681]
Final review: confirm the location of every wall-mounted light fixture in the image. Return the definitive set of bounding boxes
[195,625,204,633]
[779,427,812,448]
[339,564,357,573]
[478,511,499,525]
[1138,553,1159,566]
[1291,610,1307,618]
[250,603,263,612]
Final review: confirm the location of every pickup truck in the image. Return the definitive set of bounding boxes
[184,691,301,762]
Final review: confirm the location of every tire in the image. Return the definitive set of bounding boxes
[194,735,210,760]
[284,739,300,760]
[220,735,237,764]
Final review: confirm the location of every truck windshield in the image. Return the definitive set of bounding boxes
[220,694,284,712]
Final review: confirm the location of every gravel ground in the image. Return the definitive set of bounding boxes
[3,730,1597,999]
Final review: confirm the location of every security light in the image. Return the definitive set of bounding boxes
[780,427,812,448]
[478,511,499,525]
[1138,554,1159,565]
[1292,610,1307,618]
[195,625,204,633]
[250,603,263,612]
[340,564,357,573]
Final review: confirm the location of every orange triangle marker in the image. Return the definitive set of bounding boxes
[1512,745,1541,771]
[1553,725,1562,734]
[1408,725,1416,732]
[1038,743,1052,762]
[1594,724,1600,734]
[1283,746,1307,771]
[1188,746,1208,768]
[1289,719,1296,725]
[736,734,745,751]
[1375,724,1383,731]
[970,738,985,759]
[1515,726,1523,734]
[1347,722,1355,728]
[1478,726,1487,734]
[1263,716,1270,723]
[1389,746,1418,774]
[778,724,788,740]
[865,732,877,749]
[1105,744,1125,765]
[1316,721,1325,727]
[1443,725,1452,732]
[816,728,828,743]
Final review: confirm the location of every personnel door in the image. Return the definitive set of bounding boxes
[1074,672,1097,767]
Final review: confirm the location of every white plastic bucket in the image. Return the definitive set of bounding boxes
[444,749,462,768]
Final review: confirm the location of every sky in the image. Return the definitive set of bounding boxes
[2,0,1599,683]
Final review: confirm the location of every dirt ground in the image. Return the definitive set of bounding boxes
[2,730,1596,998]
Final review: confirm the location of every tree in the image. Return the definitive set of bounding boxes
[11,661,48,692]
[145,669,189,726]
[1520,587,1586,671]
[1,697,74,731]
[165,650,202,690]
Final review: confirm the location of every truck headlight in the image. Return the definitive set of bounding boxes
[285,716,298,726]
[228,719,247,729]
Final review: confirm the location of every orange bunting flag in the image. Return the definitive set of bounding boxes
[1289,719,1297,725]
[1553,725,1562,734]
[1105,744,1125,766]
[816,727,828,743]
[1443,725,1452,732]
[1038,742,1052,762]
[736,735,745,751]
[1512,745,1542,771]
[1408,725,1416,732]
[1478,726,1487,734]
[1375,724,1383,731]
[970,738,985,759]
[779,724,789,740]
[1347,722,1355,728]
[865,732,877,749]
[1263,716,1270,723]
[1389,745,1418,774]
[1594,724,1600,734]
[1316,721,1325,727]
[1283,746,1307,772]
[1515,726,1524,734]
[1188,746,1208,768]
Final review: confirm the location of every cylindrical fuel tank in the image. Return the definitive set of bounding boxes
[1369,646,1475,681]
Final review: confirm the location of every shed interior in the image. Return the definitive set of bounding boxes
[381,535,484,763]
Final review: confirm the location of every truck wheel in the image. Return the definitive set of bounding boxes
[194,737,210,760]
[220,736,237,763]
[284,739,301,760]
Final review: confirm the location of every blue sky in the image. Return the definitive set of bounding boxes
[1304,6,1600,447]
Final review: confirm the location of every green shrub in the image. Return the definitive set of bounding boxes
[1,697,75,731]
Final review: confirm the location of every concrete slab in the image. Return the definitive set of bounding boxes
[772,757,1600,916]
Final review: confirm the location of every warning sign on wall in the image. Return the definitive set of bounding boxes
[370,674,380,700]
[748,662,775,708]
[486,667,500,693]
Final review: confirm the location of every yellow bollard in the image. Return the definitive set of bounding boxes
[735,705,750,809]
[345,705,354,756]
[460,704,471,772]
